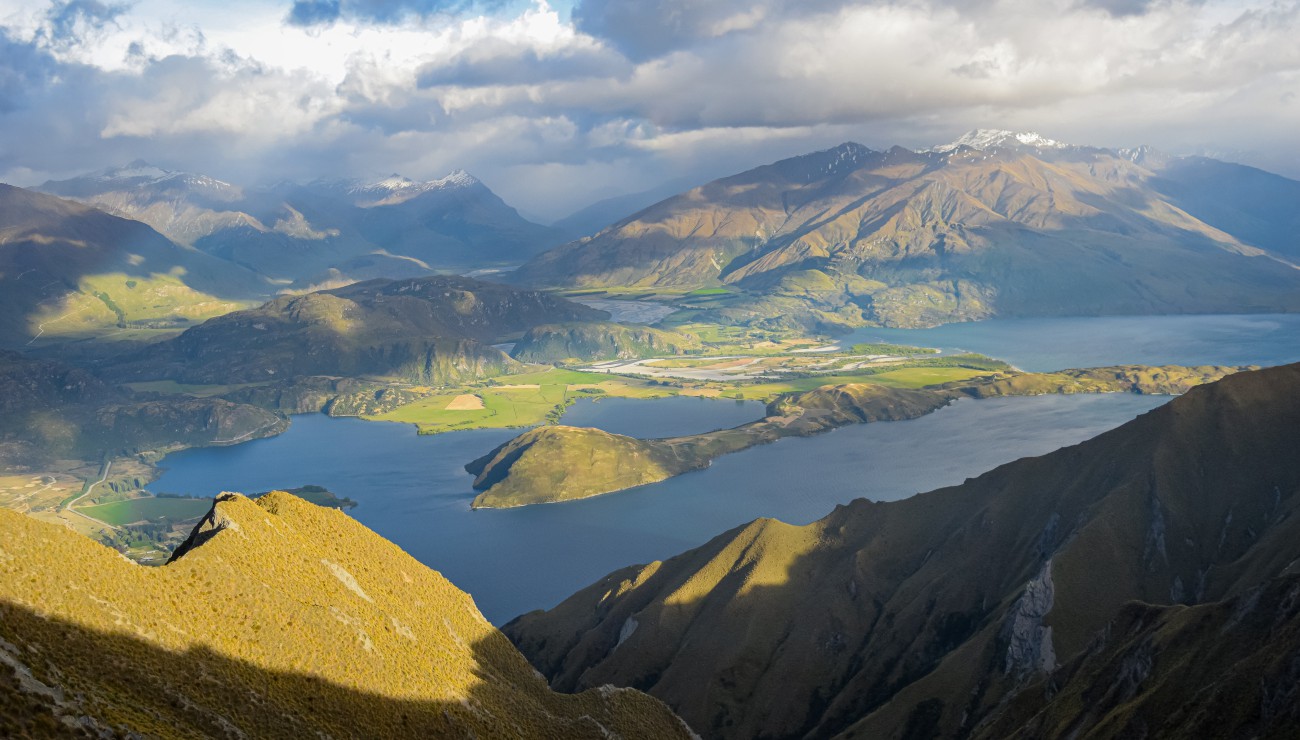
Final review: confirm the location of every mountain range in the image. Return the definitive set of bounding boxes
[504,362,1300,738]
[516,130,1300,329]
[38,162,564,288]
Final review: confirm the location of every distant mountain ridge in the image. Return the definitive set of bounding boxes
[516,131,1300,329]
[37,163,564,288]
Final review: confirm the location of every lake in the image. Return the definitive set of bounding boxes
[842,314,1300,371]
[151,313,1300,623]
[153,394,1166,623]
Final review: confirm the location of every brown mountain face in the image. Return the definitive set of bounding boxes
[0,492,692,738]
[103,275,609,385]
[0,185,267,346]
[517,140,1300,329]
[504,363,1300,739]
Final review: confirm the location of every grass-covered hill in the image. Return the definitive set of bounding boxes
[0,184,267,347]
[515,137,1300,329]
[0,491,692,738]
[504,363,1300,739]
[104,275,609,385]
[510,321,702,363]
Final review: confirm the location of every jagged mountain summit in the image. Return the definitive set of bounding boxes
[0,491,691,738]
[515,133,1300,329]
[505,363,1300,739]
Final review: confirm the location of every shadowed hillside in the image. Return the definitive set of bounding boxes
[0,492,692,738]
[505,363,1300,738]
[0,184,267,347]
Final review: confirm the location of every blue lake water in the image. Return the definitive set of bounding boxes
[842,314,1300,372]
[153,394,1166,623]
[151,314,1300,623]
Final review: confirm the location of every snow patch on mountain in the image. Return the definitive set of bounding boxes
[347,169,482,196]
[929,129,1069,153]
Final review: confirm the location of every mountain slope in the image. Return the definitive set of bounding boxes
[0,491,692,738]
[0,184,267,346]
[104,275,609,384]
[516,134,1300,329]
[504,363,1300,739]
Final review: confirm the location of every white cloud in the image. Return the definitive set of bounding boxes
[1,0,1298,220]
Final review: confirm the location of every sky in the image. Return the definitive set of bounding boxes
[1,0,1298,221]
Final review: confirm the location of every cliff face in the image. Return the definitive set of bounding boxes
[0,492,692,738]
[504,363,1300,739]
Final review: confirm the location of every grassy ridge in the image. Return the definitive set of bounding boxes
[0,493,692,737]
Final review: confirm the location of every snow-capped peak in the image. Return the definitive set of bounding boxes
[349,169,481,195]
[432,169,480,189]
[369,174,419,191]
[928,129,1069,153]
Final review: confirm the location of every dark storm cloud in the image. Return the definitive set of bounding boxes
[286,0,512,27]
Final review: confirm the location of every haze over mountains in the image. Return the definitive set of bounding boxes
[38,162,563,289]
[519,130,1300,328]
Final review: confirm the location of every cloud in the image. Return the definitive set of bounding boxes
[42,0,129,47]
[286,0,513,27]
[2,0,1300,221]
[417,40,628,86]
